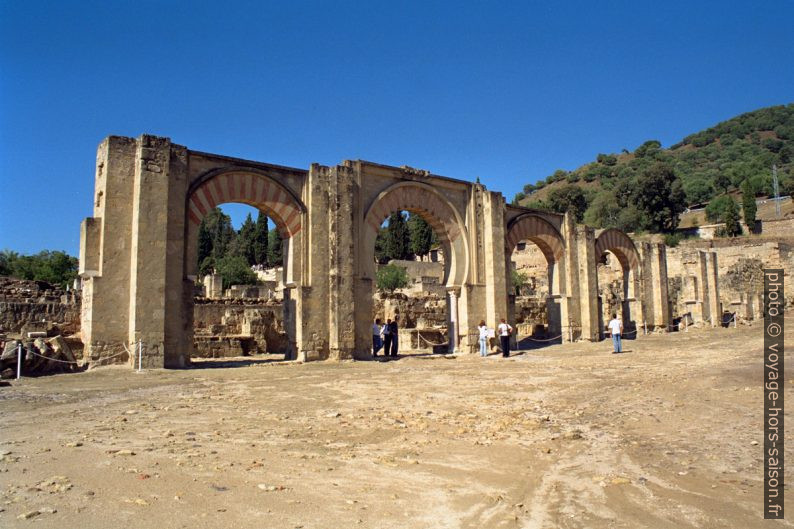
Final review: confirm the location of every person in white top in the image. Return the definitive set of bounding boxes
[497,318,513,358]
[477,320,489,357]
[372,318,383,357]
[608,313,623,353]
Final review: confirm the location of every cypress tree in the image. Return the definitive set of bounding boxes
[740,179,757,228]
[383,211,411,261]
[408,214,434,257]
[252,212,269,266]
[267,228,283,267]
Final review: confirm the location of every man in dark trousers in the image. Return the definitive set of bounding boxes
[382,318,393,357]
[389,316,399,357]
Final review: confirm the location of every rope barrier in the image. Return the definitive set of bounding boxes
[518,333,563,343]
[24,348,82,365]
[417,333,448,347]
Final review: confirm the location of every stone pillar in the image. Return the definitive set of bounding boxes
[697,251,711,325]
[707,251,720,326]
[447,287,460,352]
[79,137,137,364]
[127,135,189,368]
[561,213,581,340]
[640,242,670,331]
[481,189,509,333]
[296,164,332,361]
[576,225,600,341]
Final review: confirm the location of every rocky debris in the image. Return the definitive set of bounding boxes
[0,336,80,378]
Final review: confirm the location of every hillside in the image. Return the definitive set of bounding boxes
[516,104,794,233]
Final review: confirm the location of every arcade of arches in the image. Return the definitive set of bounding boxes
[79,135,679,368]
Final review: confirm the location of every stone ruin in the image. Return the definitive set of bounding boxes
[0,277,83,378]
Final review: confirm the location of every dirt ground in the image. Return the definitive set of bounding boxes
[1,315,792,529]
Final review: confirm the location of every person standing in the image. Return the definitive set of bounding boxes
[497,318,513,358]
[608,313,623,353]
[478,320,489,357]
[372,318,383,357]
[382,318,393,357]
[389,316,399,357]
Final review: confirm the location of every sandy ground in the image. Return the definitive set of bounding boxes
[1,315,792,529]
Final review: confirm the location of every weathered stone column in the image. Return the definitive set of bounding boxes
[576,224,600,341]
[706,251,721,326]
[326,165,356,359]
[447,287,460,352]
[296,164,332,361]
[697,250,715,326]
[640,242,670,331]
[481,189,509,333]
[80,137,137,364]
[127,135,189,368]
[561,213,581,340]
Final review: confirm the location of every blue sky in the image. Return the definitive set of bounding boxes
[2,0,792,255]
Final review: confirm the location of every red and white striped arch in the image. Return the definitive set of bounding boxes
[362,182,468,287]
[187,171,302,237]
[594,228,640,271]
[364,184,462,244]
[506,214,565,264]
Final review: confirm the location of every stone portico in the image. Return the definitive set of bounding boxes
[79,134,673,367]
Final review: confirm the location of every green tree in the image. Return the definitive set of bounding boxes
[198,208,235,263]
[584,191,621,228]
[705,195,736,222]
[511,269,529,296]
[634,163,686,233]
[230,213,257,265]
[376,264,409,293]
[197,221,213,269]
[0,250,78,288]
[512,192,526,204]
[714,172,731,194]
[267,229,283,267]
[722,198,742,237]
[252,212,269,266]
[741,180,757,227]
[546,185,589,222]
[634,140,662,158]
[382,211,411,261]
[408,214,434,257]
[215,255,258,289]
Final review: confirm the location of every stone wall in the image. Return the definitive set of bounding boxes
[0,277,81,338]
[666,239,794,319]
[373,293,447,330]
[193,299,288,358]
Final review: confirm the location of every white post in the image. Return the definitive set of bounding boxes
[16,343,22,380]
[137,340,142,372]
[734,314,737,328]
[568,326,573,343]
[684,317,688,332]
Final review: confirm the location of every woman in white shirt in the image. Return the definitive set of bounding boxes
[477,320,489,357]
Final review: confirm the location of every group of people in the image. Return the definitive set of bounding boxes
[370,313,626,357]
[372,317,399,357]
[477,318,514,358]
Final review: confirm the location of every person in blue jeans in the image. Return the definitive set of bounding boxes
[478,320,489,357]
[608,313,623,353]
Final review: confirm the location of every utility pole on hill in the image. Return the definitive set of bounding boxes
[772,164,781,218]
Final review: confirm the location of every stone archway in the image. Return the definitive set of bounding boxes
[505,214,567,342]
[182,168,306,361]
[360,182,469,354]
[594,228,643,338]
